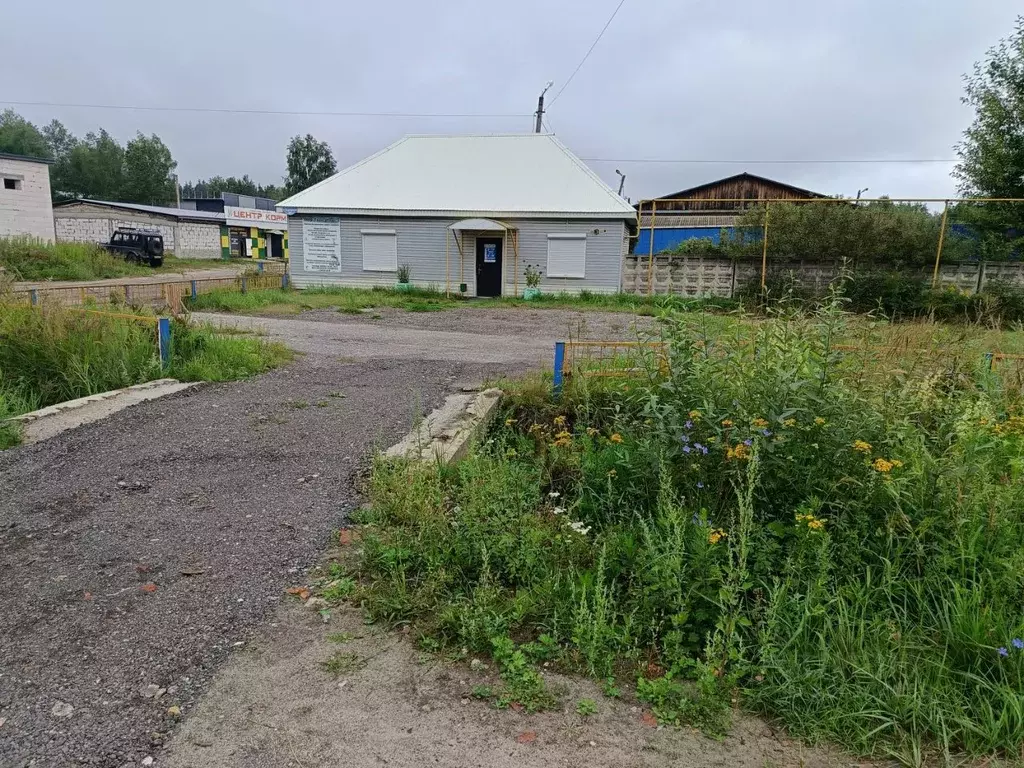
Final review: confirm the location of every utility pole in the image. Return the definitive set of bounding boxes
[534,81,553,133]
[615,169,626,197]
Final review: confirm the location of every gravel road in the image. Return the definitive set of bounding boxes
[0,347,512,766]
[0,308,654,766]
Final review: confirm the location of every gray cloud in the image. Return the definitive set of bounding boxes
[1,0,1019,201]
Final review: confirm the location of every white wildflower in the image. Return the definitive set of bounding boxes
[552,506,565,516]
[567,520,591,536]
[548,491,561,499]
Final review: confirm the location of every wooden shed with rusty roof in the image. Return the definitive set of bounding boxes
[635,172,828,254]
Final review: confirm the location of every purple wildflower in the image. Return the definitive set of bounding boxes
[743,438,753,446]
[683,444,692,454]
[695,442,708,455]
[681,434,690,443]
[696,481,704,489]
[685,420,694,430]
[1013,638,1024,650]
[762,429,773,437]
[999,647,1010,657]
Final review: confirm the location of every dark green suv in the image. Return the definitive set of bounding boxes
[102,227,165,267]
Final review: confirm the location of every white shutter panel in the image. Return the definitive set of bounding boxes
[546,234,586,278]
[361,230,398,271]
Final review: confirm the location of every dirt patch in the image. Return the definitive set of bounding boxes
[298,305,660,341]
[164,601,853,768]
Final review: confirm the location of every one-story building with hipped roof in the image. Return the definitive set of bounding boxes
[276,134,636,296]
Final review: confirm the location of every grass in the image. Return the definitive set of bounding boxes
[0,236,263,282]
[341,296,1024,763]
[185,285,736,317]
[0,299,290,447]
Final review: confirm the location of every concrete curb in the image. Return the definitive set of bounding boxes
[384,388,503,464]
[8,378,199,445]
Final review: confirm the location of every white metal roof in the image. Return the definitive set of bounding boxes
[277,134,635,219]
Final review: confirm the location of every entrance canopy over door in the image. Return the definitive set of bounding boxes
[449,218,508,232]
[446,219,520,297]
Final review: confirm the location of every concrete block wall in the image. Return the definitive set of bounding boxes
[623,255,1024,297]
[0,157,55,241]
[176,222,221,259]
[54,216,112,244]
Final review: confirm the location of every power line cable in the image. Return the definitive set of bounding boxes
[0,99,529,119]
[549,0,628,105]
[581,157,957,164]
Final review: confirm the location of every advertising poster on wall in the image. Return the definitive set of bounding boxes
[302,217,342,273]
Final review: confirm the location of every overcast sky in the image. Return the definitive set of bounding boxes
[1,1,1019,202]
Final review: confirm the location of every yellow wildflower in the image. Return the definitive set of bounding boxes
[607,469,617,477]
[609,433,624,444]
[721,419,734,428]
[689,410,702,420]
[528,423,544,434]
[891,459,904,468]
[586,427,600,437]
[708,528,728,545]
[852,440,872,453]
[807,519,825,531]
[504,418,517,426]
[552,437,572,448]
[783,418,797,428]
[872,458,894,473]
[553,415,566,427]
[814,417,826,426]
[726,442,751,460]
[752,418,769,429]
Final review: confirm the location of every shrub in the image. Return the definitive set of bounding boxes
[352,298,1024,759]
[0,237,149,281]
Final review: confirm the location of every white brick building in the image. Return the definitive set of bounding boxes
[0,152,55,241]
[54,199,224,259]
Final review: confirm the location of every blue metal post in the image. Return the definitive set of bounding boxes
[158,317,171,368]
[30,289,38,306]
[190,280,198,299]
[553,342,566,396]
[985,352,994,371]
[257,261,264,274]
[282,272,290,289]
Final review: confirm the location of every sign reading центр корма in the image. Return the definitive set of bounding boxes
[224,206,289,228]
[302,217,342,273]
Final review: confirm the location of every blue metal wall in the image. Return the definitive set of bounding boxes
[634,227,729,254]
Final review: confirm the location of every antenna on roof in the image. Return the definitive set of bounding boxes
[615,169,626,197]
[534,82,554,134]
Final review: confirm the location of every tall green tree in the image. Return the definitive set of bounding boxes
[182,175,285,201]
[42,119,79,199]
[0,109,51,159]
[67,130,126,201]
[122,133,177,205]
[953,16,1024,238]
[284,134,337,196]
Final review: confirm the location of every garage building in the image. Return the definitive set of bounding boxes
[53,199,224,259]
[277,134,636,296]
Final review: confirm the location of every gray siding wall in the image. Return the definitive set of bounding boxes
[288,215,626,295]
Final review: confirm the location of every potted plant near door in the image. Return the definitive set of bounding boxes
[395,264,413,292]
[523,264,542,300]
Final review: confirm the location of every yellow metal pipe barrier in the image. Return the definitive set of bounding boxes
[932,200,949,288]
[646,200,657,296]
[760,202,771,290]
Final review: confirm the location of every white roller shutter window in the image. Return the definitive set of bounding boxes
[546,233,587,278]
[361,230,398,271]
